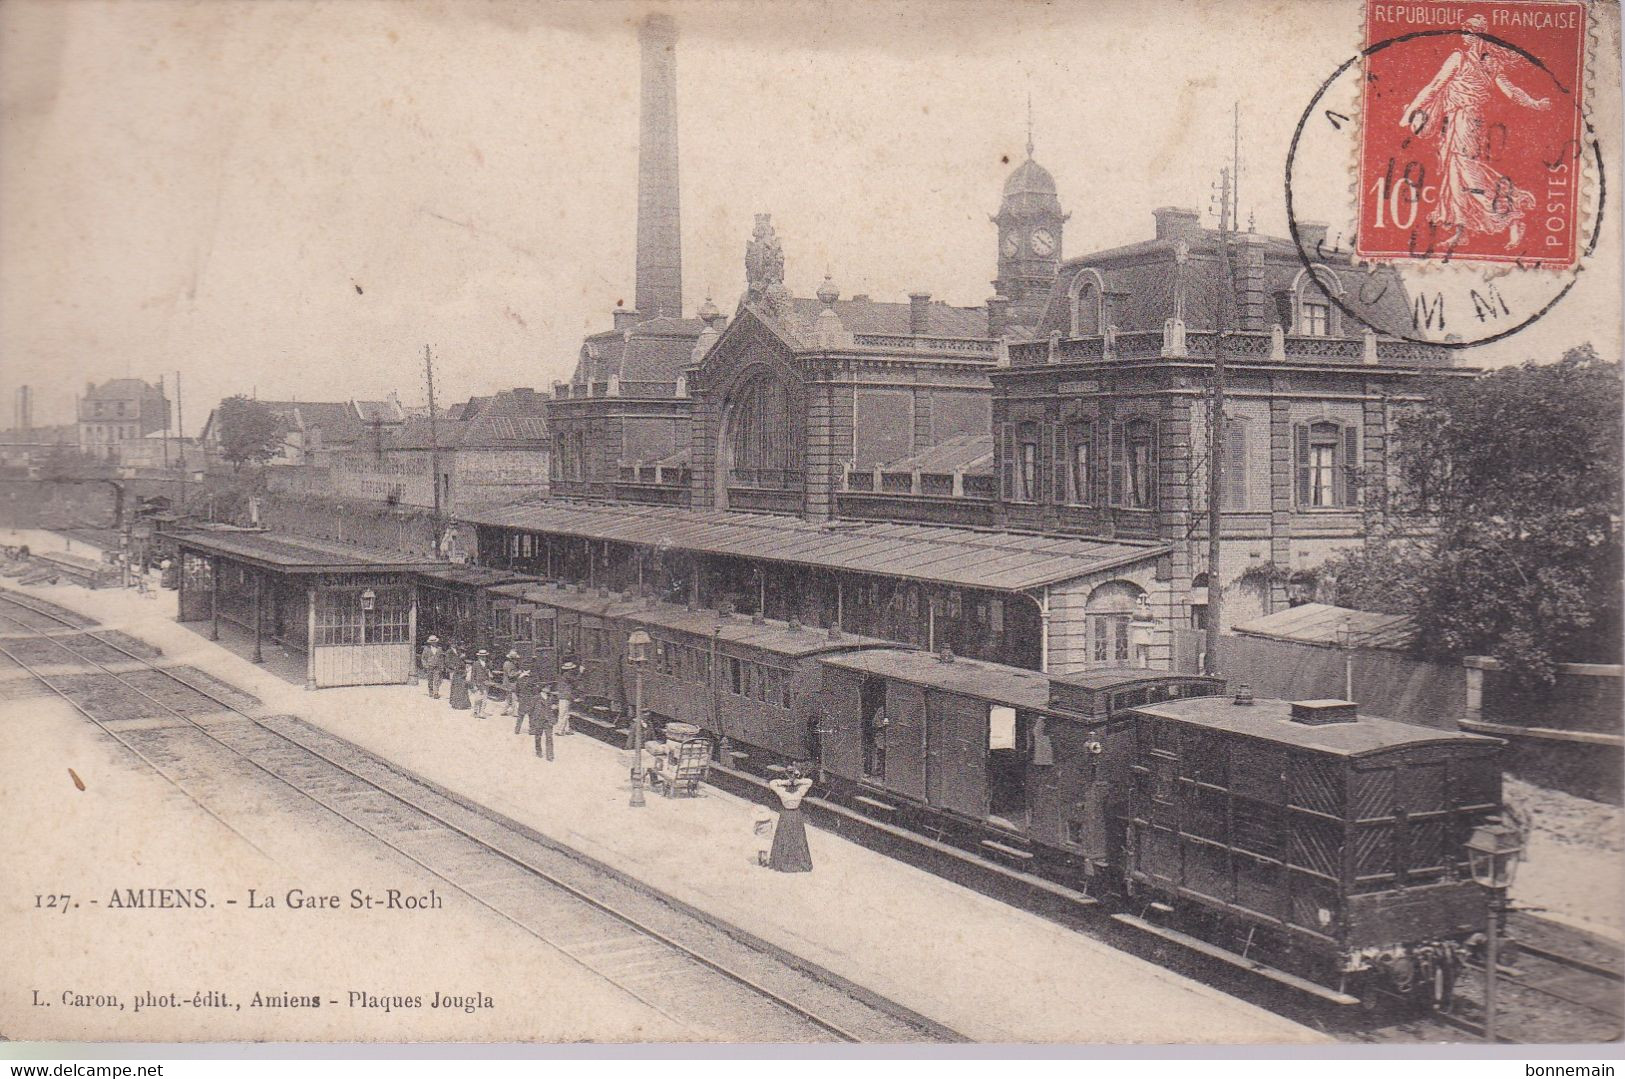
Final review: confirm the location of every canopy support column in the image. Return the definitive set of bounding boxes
[252,571,264,664]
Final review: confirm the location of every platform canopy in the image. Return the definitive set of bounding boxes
[172,529,443,574]
[465,501,1166,593]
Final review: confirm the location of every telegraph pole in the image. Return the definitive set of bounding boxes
[1203,105,1240,677]
[174,370,186,515]
[424,345,442,532]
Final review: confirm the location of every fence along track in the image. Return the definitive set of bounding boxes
[0,587,957,1043]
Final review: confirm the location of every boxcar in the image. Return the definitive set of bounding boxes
[1121,695,1503,1002]
[813,652,1225,876]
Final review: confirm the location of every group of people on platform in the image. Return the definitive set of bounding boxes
[412,633,814,874]
[415,634,573,761]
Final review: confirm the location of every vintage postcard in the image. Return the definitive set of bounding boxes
[1,0,1621,1058]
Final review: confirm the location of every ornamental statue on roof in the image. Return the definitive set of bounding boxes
[744,213,786,306]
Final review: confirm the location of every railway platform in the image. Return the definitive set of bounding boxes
[0,535,1325,1044]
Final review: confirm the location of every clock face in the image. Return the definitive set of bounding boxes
[1002,232,1020,258]
[1030,228,1057,257]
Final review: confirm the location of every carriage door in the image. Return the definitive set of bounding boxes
[882,681,927,801]
[927,691,987,818]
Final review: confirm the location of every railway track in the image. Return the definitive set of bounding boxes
[0,586,963,1044]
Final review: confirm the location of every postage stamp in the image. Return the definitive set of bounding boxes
[1285,0,1603,347]
[1356,1,1589,267]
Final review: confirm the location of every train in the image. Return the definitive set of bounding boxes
[417,572,1506,1011]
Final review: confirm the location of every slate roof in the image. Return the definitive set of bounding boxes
[173,529,441,573]
[1032,215,1420,343]
[785,297,987,339]
[880,432,994,476]
[464,500,1165,592]
[84,378,163,400]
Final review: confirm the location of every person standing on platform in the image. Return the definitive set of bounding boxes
[517,667,551,760]
[766,765,815,873]
[419,636,446,699]
[499,651,522,717]
[447,643,471,711]
[555,661,577,743]
[513,663,539,736]
[469,649,492,717]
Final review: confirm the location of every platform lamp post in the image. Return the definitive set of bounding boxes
[626,629,651,808]
[1466,819,1524,1042]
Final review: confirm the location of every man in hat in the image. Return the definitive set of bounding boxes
[516,665,552,760]
[554,660,578,747]
[500,650,522,717]
[418,636,446,699]
[469,648,492,717]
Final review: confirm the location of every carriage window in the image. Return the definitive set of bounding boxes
[585,628,601,658]
[513,613,532,643]
[988,705,1018,750]
[725,656,744,696]
[535,618,555,649]
[493,609,512,637]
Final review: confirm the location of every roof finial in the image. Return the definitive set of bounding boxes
[1025,92,1035,159]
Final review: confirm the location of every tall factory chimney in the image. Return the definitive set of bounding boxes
[15,385,31,431]
[634,12,683,321]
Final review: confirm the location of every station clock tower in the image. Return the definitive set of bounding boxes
[991,125,1067,337]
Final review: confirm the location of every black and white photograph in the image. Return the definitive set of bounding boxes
[0,0,1621,1065]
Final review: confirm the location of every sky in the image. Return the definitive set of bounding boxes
[2,0,1619,433]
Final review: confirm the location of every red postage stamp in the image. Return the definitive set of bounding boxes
[1357,1,1588,267]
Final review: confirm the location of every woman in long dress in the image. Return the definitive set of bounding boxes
[766,766,814,873]
[1400,16,1551,249]
[447,644,471,711]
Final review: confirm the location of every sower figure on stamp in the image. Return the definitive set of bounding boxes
[419,636,445,699]
[766,764,815,873]
[1402,13,1549,249]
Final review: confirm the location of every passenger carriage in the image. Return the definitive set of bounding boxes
[415,566,534,652]
[612,603,894,763]
[1117,693,1504,1006]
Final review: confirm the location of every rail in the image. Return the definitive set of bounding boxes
[0,587,960,1044]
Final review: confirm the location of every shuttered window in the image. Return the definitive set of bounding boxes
[1113,418,1157,509]
[1068,422,1095,506]
[1221,419,1248,510]
[1295,421,1357,508]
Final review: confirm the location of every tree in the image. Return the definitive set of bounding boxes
[215,395,281,472]
[1342,346,1622,686]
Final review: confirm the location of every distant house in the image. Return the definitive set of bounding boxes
[317,388,550,512]
[77,379,170,461]
[199,395,406,467]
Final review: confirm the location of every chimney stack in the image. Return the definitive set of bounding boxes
[613,307,641,331]
[987,295,1011,338]
[1152,207,1201,241]
[909,292,931,335]
[634,13,683,321]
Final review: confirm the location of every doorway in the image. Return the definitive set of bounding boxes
[986,704,1029,828]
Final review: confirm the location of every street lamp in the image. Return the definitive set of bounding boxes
[626,629,651,808]
[1466,818,1525,1042]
